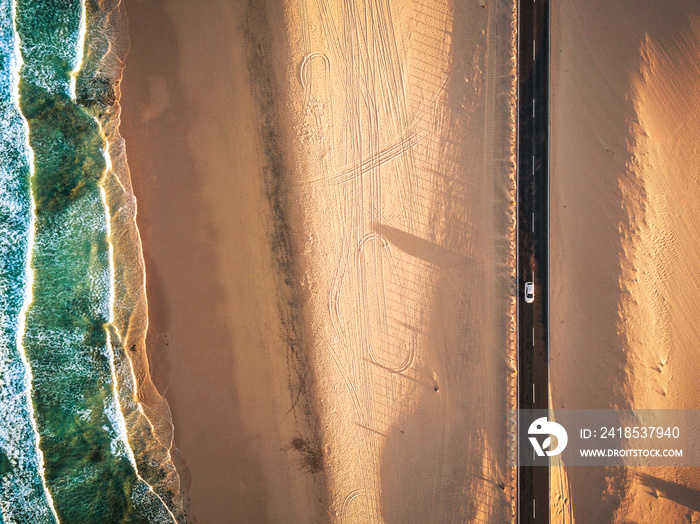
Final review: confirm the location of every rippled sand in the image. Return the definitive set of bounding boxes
[551,1,700,521]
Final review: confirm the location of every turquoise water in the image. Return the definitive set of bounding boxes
[0,2,177,522]
[0,0,57,521]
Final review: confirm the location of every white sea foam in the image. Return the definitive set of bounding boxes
[3,1,177,519]
[95,120,141,470]
[69,0,86,100]
[97,118,177,523]
[0,1,60,522]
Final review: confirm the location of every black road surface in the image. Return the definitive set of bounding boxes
[517,0,550,522]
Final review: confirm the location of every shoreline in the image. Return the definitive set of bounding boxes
[91,0,185,516]
[119,1,329,521]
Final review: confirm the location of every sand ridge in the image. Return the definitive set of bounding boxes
[550,1,700,521]
[613,16,700,524]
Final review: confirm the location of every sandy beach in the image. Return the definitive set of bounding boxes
[280,0,517,521]
[282,1,514,522]
[120,1,327,522]
[550,1,700,521]
[120,0,516,522]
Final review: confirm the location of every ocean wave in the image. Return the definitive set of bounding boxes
[2,0,180,521]
[0,1,59,522]
[80,0,187,518]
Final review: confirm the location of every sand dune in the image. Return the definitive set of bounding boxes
[550,1,700,521]
[614,16,700,524]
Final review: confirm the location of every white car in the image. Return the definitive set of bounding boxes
[524,282,535,303]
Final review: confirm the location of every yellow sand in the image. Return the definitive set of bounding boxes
[281,0,517,520]
[551,2,700,521]
[613,18,700,524]
[120,0,517,521]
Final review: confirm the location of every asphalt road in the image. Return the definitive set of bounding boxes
[517,0,550,522]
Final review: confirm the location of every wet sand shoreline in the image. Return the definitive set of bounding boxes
[120,1,327,522]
